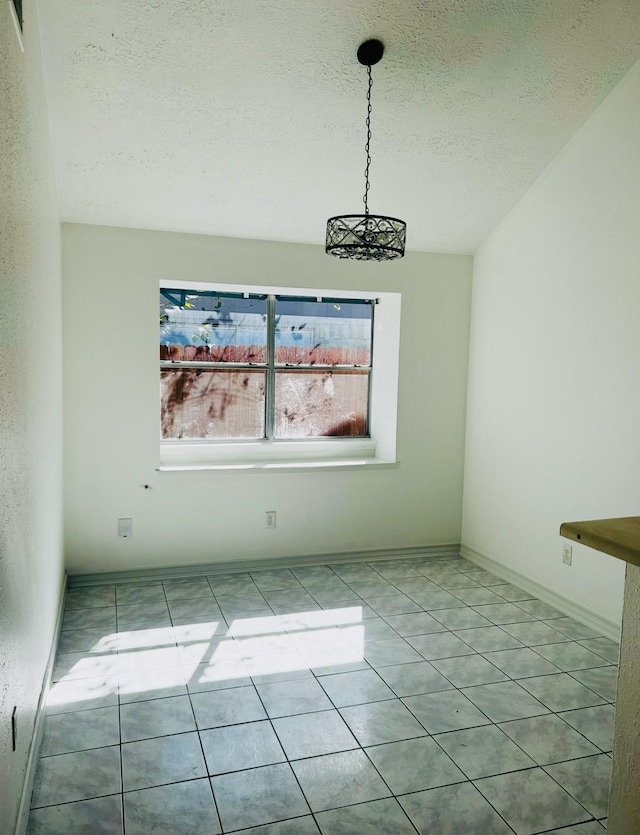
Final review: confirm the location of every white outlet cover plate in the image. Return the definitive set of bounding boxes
[118,518,133,537]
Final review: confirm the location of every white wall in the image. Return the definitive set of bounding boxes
[0,2,64,831]
[462,61,640,627]
[62,224,472,574]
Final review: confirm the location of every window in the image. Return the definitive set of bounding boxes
[159,281,400,470]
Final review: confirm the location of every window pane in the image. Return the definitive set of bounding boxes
[160,291,267,363]
[274,370,369,438]
[161,369,265,439]
[275,299,372,366]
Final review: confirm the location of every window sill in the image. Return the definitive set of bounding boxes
[159,437,387,470]
[158,439,396,473]
[156,458,398,473]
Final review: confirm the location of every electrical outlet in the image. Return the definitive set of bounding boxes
[11,706,17,752]
[118,518,133,538]
[562,543,573,566]
[265,511,276,529]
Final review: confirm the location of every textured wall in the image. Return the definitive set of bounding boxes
[62,224,471,573]
[609,564,640,834]
[462,61,640,627]
[0,2,64,831]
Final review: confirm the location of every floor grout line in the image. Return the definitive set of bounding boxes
[31,555,616,833]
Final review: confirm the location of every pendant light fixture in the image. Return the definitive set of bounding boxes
[326,39,406,261]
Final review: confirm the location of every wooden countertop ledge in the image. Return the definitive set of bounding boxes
[560,516,640,569]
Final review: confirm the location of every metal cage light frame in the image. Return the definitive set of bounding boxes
[325,39,406,262]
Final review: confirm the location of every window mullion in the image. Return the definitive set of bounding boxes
[265,294,276,439]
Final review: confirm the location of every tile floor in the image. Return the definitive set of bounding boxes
[28,555,618,834]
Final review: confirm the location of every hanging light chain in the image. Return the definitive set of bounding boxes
[363,64,372,216]
[325,39,406,261]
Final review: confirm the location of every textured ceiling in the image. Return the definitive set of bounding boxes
[38,0,640,253]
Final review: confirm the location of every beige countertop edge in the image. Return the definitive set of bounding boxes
[560,516,640,569]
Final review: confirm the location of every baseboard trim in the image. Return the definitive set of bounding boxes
[67,543,461,587]
[15,574,67,835]
[64,543,620,639]
[460,545,621,642]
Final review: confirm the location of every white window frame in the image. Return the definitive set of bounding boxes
[158,280,401,472]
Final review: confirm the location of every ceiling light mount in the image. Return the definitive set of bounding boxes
[325,39,406,262]
[357,38,384,67]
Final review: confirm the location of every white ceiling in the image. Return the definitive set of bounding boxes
[38,0,640,254]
